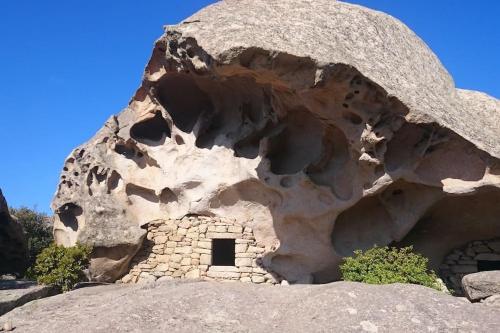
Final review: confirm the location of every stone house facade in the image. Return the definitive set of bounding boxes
[440,238,500,294]
[121,216,281,284]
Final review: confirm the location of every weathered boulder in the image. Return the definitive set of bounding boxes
[52,0,500,282]
[462,271,500,301]
[0,189,28,276]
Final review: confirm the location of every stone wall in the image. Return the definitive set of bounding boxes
[121,216,281,284]
[440,238,500,295]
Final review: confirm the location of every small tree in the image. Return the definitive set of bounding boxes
[31,243,92,292]
[10,207,53,266]
[340,246,441,290]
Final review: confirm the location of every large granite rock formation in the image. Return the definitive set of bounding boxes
[52,0,500,283]
[0,189,28,276]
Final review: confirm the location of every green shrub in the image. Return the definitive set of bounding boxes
[10,206,53,267]
[340,246,440,290]
[30,243,92,292]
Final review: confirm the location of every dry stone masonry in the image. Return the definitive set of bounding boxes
[51,0,500,284]
[122,216,280,284]
[440,239,500,295]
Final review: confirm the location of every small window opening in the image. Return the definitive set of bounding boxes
[478,260,500,271]
[212,239,235,266]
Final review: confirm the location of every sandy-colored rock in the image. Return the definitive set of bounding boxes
[0,189,28,276]
[51,0,500,283]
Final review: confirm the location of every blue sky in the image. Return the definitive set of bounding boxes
[0,1,498,213]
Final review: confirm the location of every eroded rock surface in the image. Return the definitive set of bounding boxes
[52,0,500,283]
[0,189,27,276]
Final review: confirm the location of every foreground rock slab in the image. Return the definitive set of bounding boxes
[1,281,499,332]
[0,281,56,316]
[462,271,500,301]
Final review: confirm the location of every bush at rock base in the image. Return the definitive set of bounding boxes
[340,246,441,290]
[29,243,91,292]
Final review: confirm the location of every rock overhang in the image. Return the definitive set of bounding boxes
[51,0,500,284]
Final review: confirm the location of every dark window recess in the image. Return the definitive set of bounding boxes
[212,239,235,266]
[478,260,500,272]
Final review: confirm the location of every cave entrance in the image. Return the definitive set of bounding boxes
[212,239,235,266]
[478,260,500,272]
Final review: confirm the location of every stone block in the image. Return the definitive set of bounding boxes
[236,253,254,258]
[251,275,265,283]
[156,255,170,263]
[235,239,252,243]
[169,235,184,242]
[475,253,500,261]
[198,241,212,249]
[451,265,478,274]
[466,248,476,257]
[240,276,252,283]
[172,270,183,277]
[209,266,238,272]
[235,258,252,267]
[488,241,500,252]
[169,262,181,270]
[181,257,192,266]
[174,246,193,254]
[177,228,188,236]
[186,233,198,239]
[121,274,133,283]
[185,269,201,279]
[156,263,169,272]
[170,254,183,263]
[238,266,253,273]
[248,246,265,254]
[207,271,241,279]
[228,226,243,233]
[215,226,227,232]
[235,244,248,253]
[155,236,168,244]
[206,232,239,239]
[194,248,211,254]
[200,254,211,265]
[472,245,491,253]
[179,220,192,229]
[199,224,208,233]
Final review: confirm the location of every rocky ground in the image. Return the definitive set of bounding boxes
[1,281,499,332]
